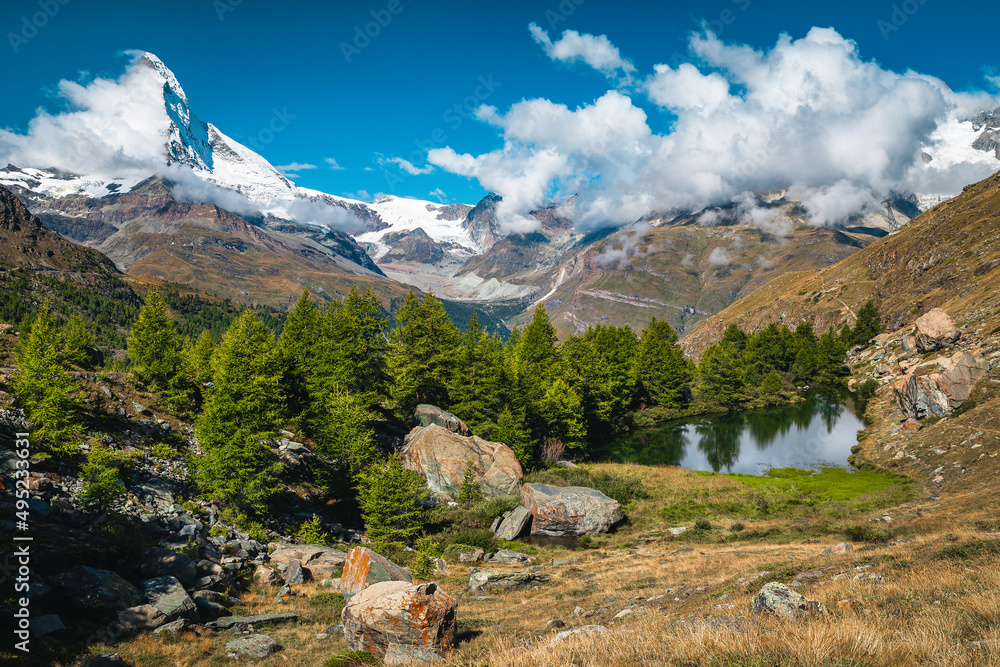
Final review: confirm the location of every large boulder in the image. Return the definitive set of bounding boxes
[267,542,346,580]
[342,581,457,661]
[521,483,624,536]
[143,575,198,622]
[413,404,470,435]
[113,604,168,634]
[751,582,828,620]
[892,350,989,420]
[50,566,143,611]
[493,506,532,541]
[340,547,412,603]
[141,547,199,588]
[401,424,522,499]
[914,308,961,353]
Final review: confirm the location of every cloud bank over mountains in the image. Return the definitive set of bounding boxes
[429,26,1000,232]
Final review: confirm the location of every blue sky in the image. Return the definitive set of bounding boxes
[2,0,998,206]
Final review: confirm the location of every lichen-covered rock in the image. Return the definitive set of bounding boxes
[143,575,198,622]
[521,483,624,536]
[493,506,532,540]
[751,582,828,619]
[892,350,989,420]
[413,404,470,435]
[468,570,549,593]
[821,542,853,556]
[401,424,522,499]
[342,581,456,661]
[340,547,412,603]
[225,633,280,659]
[914,308,960,352]
[50,566,143,611]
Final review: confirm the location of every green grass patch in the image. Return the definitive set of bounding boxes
[935,540,1000,560]
[660,467,914,525]
[325,651,379,667]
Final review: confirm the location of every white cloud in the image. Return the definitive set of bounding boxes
[324,156,345,170]
[277,162,317,174]
[529,23,635,83]
[429,187,446,202]
[430,26,1000,231]
[387,157,434,175]
[594,222,649,268]
[708,247,731,265]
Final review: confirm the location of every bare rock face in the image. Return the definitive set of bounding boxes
[50,566,143,612]
[521,483,624,536]
[914,308,960,353]
[751,582,828,619]
[401,424,523,500]
[892,350,989,420]
[342,581,457,661]
[413,404,470,435]
[340,547,412,603]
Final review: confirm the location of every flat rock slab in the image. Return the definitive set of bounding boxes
[51,566,143,612]
[521,483,624,536]
[341,547,412,603]
[488,548,532,564]
[468,570,549,593]
[225,633,280,660]
[206,613,299,630]
[494,506,532,541]
[144,575,197,622]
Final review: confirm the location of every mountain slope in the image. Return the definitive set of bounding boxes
[682,171,1000,358]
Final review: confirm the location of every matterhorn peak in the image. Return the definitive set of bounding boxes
[134,51,189,105]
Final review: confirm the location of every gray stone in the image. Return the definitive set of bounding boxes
[194,596,229,619]
[141,547,199,588]
[494,506,532,541]
[225,633,280,660]
[821,542,854,556]
[31,614,65,637]
[253,565,282,587]
[468,570,549,593]
[459,548,484,564]
[751,582,828,620]
[489,548,532,564]
[152,618,188,635]
[413,404,470,435]
[550,624,609,646]
[521,483,624,536]
[50,566,143,611]
[205,613,299,630]
[143,575,198,622]
[114,604,167,634]
[285,559,306,584]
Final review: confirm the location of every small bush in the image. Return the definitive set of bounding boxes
[308,591,345,618]
[447,527,497,552]
[935,540,1000,560]
[591,472,648,506]
[844,524,896,543]
[694,517,713,531]
[468,495,520,524]
[457,462,483,506]
[730,522,745,533]
[856,379,879,402]
[295,514,328,546]
[524,466,592,487]
[151,442,179,460]
[209,524,229,538]
[325,650,379,667]
[78,448,127,514]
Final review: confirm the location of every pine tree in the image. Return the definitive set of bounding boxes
[852,300,883,347]
[356,454,427,544]
[515,305,559,393]
[186,330,215,385]
[697,342,745,410]
[278,289,321,425]
[634,318,693,409]
[311,389,378,499]
[387,291,459,415]
[490,406,533,469]
[194,311,284,514]
[127,289,181,390]
[759,368,784,404]
[457,462,483,506]
[61,314,97,369]
[536,377,587,451]
[11,303,83,457]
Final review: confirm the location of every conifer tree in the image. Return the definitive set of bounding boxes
[490,406,533,469]
[515,305,559,394]
[851,300,883,347]
[127,289,181,390]
[194,311,284,514]
[311,389,378,498]
[278,289,321,424]
[61,314,97,369]
[697,342,745,410]
[11,302,83,457]
[634,318,693,409]
[356,453,427,544]
[387,291,459,415]
[536,377,587,451]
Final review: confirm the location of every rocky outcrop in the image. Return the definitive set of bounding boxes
[751,582,828,619]
[401,424,523,500]
[225,634,281,659]
[342,581,457,661]
[892,350,989,420]
[520,483,624,536]
[143,575,198,623]
[267,542,347,580]
[412,404,470,435]
[914,308,961,353]
[492,506,532,540]
[340,547,413,603]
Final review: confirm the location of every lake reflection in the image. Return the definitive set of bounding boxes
[600,390,865,474]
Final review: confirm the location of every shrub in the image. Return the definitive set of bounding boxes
[730,522,745,533]
[844,524,896,543]
[308,591,346,618]
[457,462,483,506]
[78,448,127,514]
[694,517,713,531]
[209,524,229,538]
[468,495,520,524]
[295,514,328,546]
[856,379,878,402]
[935,540,1000,560]
[446,527,497,552]
[591,472,648,506]
[325,651,379,667]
